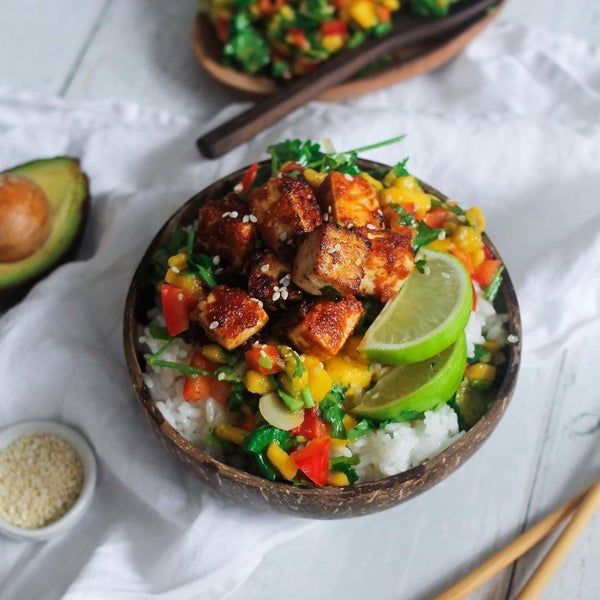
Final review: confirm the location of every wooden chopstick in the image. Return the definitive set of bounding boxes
[434,487,589,600]
[516,479,600,599]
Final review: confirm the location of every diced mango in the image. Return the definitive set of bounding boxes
[168,252,188,270]
[303,355,333,403]
[245,370,274,395]
[303,168,328,188]
[349,0,378,29]
[380,0,399,9]
[327,472,350,486]
[325,355,372,395]
[465,363,497,382]
[452,225,482,254]
[215,424,247,445]
[267,441,298,480]
[466,206,486,232]
[164,270,203,295]
[427,238,455,253]
[322,33,345,53]
[359,172,383,190]
[391,175,422,191]
[470,247,485,269]
[483,340,502,352]
[378,187,432,219]
[201,344,228,364]
[330,437,349,449]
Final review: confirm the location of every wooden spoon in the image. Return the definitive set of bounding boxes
[197,0,501,158]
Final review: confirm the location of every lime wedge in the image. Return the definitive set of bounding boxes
[352,336,467,421]
[360,248,471,364]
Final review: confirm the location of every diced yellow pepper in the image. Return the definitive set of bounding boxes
[378,187,432,219]
[465,363,497,382]
[164,270,203,294]
[322,33,345,53]
[380,0,399,9]
[267,442,298,481]
[466,206,486,232]
[391,175,422,191]
[168,253,188,270]
[303,168,327,188]
[359,172,383,190]
[349,0,378,29]
[215,424,247,446]
[201,344,228,364]
[452,225,483,254]
[325,355,372,395]
[280,5,295,20]
[470,247,485,269]
[245,370,274,395]
[343,337,367,363]
[330,437,349,449]
[343,414,358,431]
[303,355,333,403]
[427,238,455,253]
[327,472,350,486]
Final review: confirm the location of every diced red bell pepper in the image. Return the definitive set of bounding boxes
[483,244,495,260]
[423,207,450,229]
[183,353,216,403]
[321,20,347,36]
[291,438,330,486]
[375,6,391,22]
[238,413,258,432]
[473,259,502,288]
[161,283,193,337]
[245,344,283,375]
[287,28,310,51]
[241,162,259,193]
[215,18,230,43]
[291,408,327,440]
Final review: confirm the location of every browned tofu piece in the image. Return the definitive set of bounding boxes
[292,224,368,296]
[197,193,256,269]
[247,250,303,311]
[319,172,383,230]
[358,228,414,302]
[249,174,322,252]
[198,285,268,350]
[286,296,364,359]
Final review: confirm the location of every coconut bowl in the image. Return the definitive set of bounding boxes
[123,159,521,519]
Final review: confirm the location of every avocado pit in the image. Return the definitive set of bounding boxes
[0,173,52,263]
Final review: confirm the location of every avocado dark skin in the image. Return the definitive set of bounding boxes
[0,157,90,310]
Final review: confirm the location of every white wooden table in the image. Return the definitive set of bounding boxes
[1,2,598,599]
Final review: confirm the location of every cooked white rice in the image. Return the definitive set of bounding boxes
[139,287,505,483]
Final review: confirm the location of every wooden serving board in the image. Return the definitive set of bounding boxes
[192,6,502,102]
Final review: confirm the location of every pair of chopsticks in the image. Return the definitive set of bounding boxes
[436,478,600,600]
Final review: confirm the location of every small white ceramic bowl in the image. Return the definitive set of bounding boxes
[0,420,97,541]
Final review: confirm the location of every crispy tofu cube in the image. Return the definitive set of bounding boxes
[319,172,383,230]
[198,285,268,350]
[247,250,303,310]
[197,193,256,269]
[358,228,414,301]
[249,175,322,252]
[286,296,364,359]
[292,224,368,296]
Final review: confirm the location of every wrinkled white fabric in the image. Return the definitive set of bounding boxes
[0,19,599,600]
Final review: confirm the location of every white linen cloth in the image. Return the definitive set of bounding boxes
[0,19,599,599]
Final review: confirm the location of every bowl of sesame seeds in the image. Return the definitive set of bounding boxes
[0,420,97,541]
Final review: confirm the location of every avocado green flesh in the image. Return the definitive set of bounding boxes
[0,157,89,289]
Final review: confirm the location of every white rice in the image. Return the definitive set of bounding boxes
[139,286,506,483]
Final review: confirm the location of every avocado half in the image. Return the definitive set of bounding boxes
[0,157,90,309]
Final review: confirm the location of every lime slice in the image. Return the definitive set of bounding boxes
[360,248,472,364]
[352,335,467,421]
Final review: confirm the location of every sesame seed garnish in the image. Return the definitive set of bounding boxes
[272,291,281,301]
[251,297,264,307]
[344,173,353,181]
[457,215,467,223]
[233,183,243,193]
[323,213,329,221]
[215,268,223,274]
[171,266,180,274]
[217,372,226,380]
[366,224,376,230]
[437,230,446,240]
[259,349,267,357]
[229,211,239,219]
[209,321,219,329]
[279,233,287,241]
[507,334,519,344]
[281,289,289,300]
[260,264,270,273]
[212,255,221,265]
[327,206,332,214]
[177,293,184,301]
[249,214,258,223]
[222,211,231,218]
[242,215,250,223]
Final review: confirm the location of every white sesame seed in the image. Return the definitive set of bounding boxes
[171,266,180,274]
[323,213,329,221]
[272,291,281,301]
[507,334,519,344]
[260,264,270,273]
[281,289,289,300]
[344,173,353,181]
[273,285,280,293]
[366,224,376,230]
[233,183,243,193]
[242,215,250,223]
[249,214,258,223]
[229,211,239,218]
[215,268,223,275]
[437,230,446,240]
[457,215,467,223]
[177,293,184,301]
[251,297,264,307]
[441,272,450,279]
[334,243,342,252]
[279,233,287,241]
[259,349,267,357]
[217,372,226,380]
[222,211,231,218]
[212,255,221,265]
[209,321,219,329]
[327,206,332,214]
[376,209,383,216]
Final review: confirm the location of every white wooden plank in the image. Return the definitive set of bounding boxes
[63,0,235,117]
[0,0,108,95]
[227,347,581,600]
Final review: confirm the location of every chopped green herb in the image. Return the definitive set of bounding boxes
[276,386,304,413]
[244,424,293,454]
[409,0,451,18]
[319,384,346,438]
[224,21,270,74]
[415,258,427,274]
[413,221,443,251]
[228,381,246,413]
[254,452,277,481]
[397,409,423,421]
[186,228,195,255]
[301,387,315,408]
[346,418,373,440]
[484,266,504,302]
[330,455,360,483]
[469,344,492,365]
[189,253,218,288]
[390,204,417,227]
[391,157,410,176]
[146,357,243,382]
[149,227,187,283]
[148,326,170,340]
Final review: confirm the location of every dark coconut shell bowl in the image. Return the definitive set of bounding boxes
[123,159,521,519]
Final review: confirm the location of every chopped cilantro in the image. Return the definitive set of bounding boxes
[318,384,347,438]
[148,326,170,340]
[244,424,293,454]
[413,221,443,251]
[346,418,373,440]
[391,157,410,176]
[390,204,417,227]
[415,258,427,274]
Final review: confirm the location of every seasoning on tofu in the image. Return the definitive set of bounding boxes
[0,433,84,529]
[142,136,509,487]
